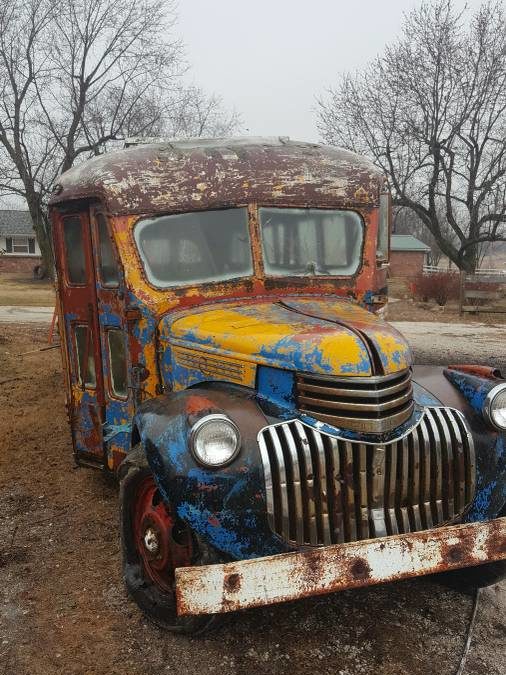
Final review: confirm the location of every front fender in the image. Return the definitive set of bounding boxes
[413,365,506,521]
[132,385,291,560]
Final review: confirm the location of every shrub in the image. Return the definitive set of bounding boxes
[413,271,460,306]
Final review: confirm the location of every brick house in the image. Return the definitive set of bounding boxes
[0,210,42,273]
[389,234,430,278]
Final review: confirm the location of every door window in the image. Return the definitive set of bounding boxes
[96,214,120,286]
[75,325,97,387]
[107,329,128,398]
[63,216,86,284]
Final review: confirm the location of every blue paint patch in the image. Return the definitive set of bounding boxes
[444,369,496,415]
[466,481,498,521]
[176,502,281,559]
[257,366,296,409]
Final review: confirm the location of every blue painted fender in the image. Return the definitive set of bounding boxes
[132,385,292,560]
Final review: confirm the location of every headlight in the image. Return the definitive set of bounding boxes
[484,384,506,430]
[190,414,241,467]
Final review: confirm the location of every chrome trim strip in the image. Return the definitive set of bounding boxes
[304,403,415,434]
[297,375,412,399]
[297,369,411,385]
[298,389,413,412]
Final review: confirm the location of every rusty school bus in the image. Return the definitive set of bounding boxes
[49,137,506,632]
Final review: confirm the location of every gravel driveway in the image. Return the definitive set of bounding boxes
[391,321,506,372]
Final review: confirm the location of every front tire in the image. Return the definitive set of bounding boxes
[119,447,218,633]
[439,560,506,590]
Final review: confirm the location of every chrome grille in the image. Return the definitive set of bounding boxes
[296,369,414,433]
[258,408,476,546]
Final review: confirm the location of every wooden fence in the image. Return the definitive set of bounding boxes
[458,271,506,315]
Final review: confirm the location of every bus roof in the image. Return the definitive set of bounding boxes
[49,137,385,216]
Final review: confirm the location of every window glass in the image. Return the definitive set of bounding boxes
[97,214,120,286]
[11,237,35,253]
[133,208,252,287]
[75,325,96,387]
[63,216,86,284]
[259,208,363,276]
[377,193,390,261]
[107,329,128,398]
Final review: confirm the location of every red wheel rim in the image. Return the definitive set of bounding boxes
[132,476,193,593]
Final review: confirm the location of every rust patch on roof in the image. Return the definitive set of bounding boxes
[49,137,384,215]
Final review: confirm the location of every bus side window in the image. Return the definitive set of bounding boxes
[63,216,86,284]
[97,214,120,286]
[75,325,97,387]
[107,329,128,398]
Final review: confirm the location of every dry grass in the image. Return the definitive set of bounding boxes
[0,272,54,307]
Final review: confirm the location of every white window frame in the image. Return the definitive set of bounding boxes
[7,235,36,255]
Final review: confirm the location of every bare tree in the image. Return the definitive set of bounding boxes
[0,0,240,274]
[393,205,456,267]
[165,86,241,139]
[317,1,506,272]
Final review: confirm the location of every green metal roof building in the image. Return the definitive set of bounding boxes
[391,234,431,252]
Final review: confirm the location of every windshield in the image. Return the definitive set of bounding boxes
[259,207,363,276]
[134,208,253,287]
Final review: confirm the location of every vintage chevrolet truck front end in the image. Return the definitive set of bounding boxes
[134,298,506,620]
[49,136,506,631]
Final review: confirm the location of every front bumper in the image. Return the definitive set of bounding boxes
[175,516,506,616]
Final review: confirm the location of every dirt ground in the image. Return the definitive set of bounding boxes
[0,272,54,307]
[1,324,505,675]
[387,298,506,325]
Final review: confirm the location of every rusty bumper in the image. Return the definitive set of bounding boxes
[175,517,506,616]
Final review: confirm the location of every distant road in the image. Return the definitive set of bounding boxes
[0,305,54,323]
[0,306,504,370]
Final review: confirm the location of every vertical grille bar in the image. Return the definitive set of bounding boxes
[337,439,352,542]
[432,408,454,519]
[454,414,476,504]
[322,435,338,544]
[370,445,387,537]
[258,433,275,532]
[259,408,476,547]
[418,418,433,529]
[267,427,290,540]
[442,409,465,514]
[280,423,304,543]
[358,444,369,540]
[329,437,345,544]
[293,421,319,544]
[310,429,332,545]
[343,441,358,541]
[399,437,410,532]
[385,438,398,535]
[410,430,423,531]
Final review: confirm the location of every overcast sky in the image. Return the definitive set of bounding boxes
[178,0,488,142]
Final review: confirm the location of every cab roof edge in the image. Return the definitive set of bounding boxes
[123,135,293,149]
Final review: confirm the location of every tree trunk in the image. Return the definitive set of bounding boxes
[459,245,478,274]
[26,196,54,280]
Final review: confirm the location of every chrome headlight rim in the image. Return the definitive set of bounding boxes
[483,383,506,431]
[189,413,242,468]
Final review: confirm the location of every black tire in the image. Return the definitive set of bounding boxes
[119,447,219,633]
[439,559,506,591]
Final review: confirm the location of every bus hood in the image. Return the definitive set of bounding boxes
[159,297,412,381]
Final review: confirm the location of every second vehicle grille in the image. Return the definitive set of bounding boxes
[296,369,414,433]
